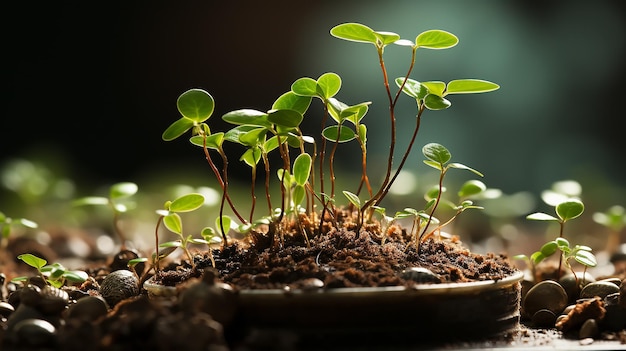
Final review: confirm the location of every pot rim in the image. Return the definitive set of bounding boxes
[238,270,524,297]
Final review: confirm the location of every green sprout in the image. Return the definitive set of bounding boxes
[154,193,207,271]
[14,253,87,288]
[592,205,626,253]
[73,182,139,249]
[163,22,499,250]
[524,198,585,279]
[0,211,38,250]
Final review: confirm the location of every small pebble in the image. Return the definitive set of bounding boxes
[580,281,620,299]
[523,280,568,316]
[579,318,599,339]
[100,270,139,307]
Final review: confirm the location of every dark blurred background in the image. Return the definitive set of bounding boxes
[3,1,626,216]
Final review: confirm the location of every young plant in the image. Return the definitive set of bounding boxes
[164,23,499,250]
[592,205,626,253]
[154,193,207,271]
[13,253,87,288]
[417,143,484,250]
[0,211,38,250]
[525,198,585,279]
[73,182,139,249]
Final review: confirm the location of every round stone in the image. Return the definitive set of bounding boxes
[12,318,56,347]
[580,281,620,300]
[523,280,568,316]
[100,270,139,307]
[579,319,599,339]
[531,309,557,328]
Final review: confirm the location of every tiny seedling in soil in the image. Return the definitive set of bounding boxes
[13,253,87,288]
[0,211,38,250]
[73,182,139,249]
[518,198,592,281]
[593,205,626,253]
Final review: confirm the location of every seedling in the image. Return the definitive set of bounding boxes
[163,22,499,252]
[13,253,87,288]
[154,193,213,271]
[0,211,38,250]
[73,182,139,249]
[524,198,585,279]
[593,205,626,253]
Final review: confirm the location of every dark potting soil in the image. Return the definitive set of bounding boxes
[152,211,518,289]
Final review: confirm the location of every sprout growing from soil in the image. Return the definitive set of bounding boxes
[592,205,626,253]
[0,211,37,250]
[524,198,586,279]
[163,22,499,251]
[73,182,138,249]
[14,253,87,288]
[154,193,206,271]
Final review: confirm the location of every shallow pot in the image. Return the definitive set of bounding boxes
[232,271,524,345]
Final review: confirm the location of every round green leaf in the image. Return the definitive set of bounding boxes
[169,193,205,212]
[416,30,458,49]
[330,23,378,44]
[422,81,446,96]
[239,127,268,147]
[162,117,195,141]
[177,89,214,122]
[291,77,318,97]
[422,143,451,164]
[216,215,232,236]
[267,109,303,128]
[423,94,451,110]
[556,199,584,221]
[272,91,312,115]
[63,270,88,283]
[458,180,486,198]
[190,132,225,150]
[316,72,342,100]
[322,125,356,143]
[73,196,109,207]
[163,213,183,234]
[446,79,500,95]
[292,153,312,186]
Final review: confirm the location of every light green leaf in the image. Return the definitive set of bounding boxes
[446,79,500,95]
[574,250,597,267]
[18,253,47,270]
[293,184,306,206]
[291,77,318,97]
[458,180,486,198]
[556,199,584,221]
[159,240,183,248]
[272,91,312,115]
[169,193,205,212]
[222,109,270,127]
[316,72,342,100]
[216,215,232,236]
[322,125,356,143]
[330,23,378,44]
[343,190,361,208]
[373,31,400,45]
[72,196,109,206]
[163,213,183,234]
[526,212,558,221]
[293,153,312,186]
[177,89,214,122]
[422,81,446,96]
[540,240,558,257]
[239,127,268,147]
[240,147,262,167]
[110,182,138,199]
[395,77,427,100]
[448,163,484,177]
[416,30,458,49]
[162,117,195,141]
[423,94,451,110]
[267,109,303,128]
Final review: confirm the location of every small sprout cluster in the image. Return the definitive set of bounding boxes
[161,22,500,253]
[0,211,38,249]
[14,253,87,288]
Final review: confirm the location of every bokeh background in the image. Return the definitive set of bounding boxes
[3,1,626,257]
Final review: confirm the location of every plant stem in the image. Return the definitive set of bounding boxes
[154,216,163,272]
[418,169,446,252]
[557,222,565,279]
